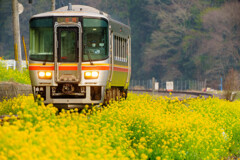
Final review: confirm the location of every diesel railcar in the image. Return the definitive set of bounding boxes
[29,4,131,109]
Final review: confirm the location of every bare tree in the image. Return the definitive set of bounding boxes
[201,2,240,81]
[223,69,239,101]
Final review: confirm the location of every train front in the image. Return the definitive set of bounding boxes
[29,9,110,109]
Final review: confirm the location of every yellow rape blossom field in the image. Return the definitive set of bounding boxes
[0,63,30,84]
[0,93,240,160]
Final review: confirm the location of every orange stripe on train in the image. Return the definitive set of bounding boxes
[29,65,110,71]
[82,66,110,70]
[113,67,128,72]
[59,66,78,70]
[29,66,54,70]
[29,65,129,72]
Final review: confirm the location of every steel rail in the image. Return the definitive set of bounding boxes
[129,89,214,98]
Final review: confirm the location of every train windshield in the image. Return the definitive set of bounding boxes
[29,18,53,62]
[83,18,108,61]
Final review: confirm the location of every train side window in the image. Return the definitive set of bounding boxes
[110,31,112,51]
[125,39,127,62]
[121,38,123,61]
[119,38,121,61]
[123,39,125,62]
[128,38,130,62]
[119,37,121,61]
[125,39,128,62]
[117,36,119,60]
[115,36,117,60]
[123,38,125,61]
[117,37,119,61]
[123,38,126,62]
[126,39,128,62]
[122,38,124,61]
[114,36,116,58]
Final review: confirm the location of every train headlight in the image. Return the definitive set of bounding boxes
[92,71,99,78]
[45,71,52,78]
[38,71,52,79]
[84,71,99,79]
[38,71,45,78]
[85,72,92,77]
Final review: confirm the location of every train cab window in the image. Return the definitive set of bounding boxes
[57,27,78,62]
[83,18,108,61]
[29,18,53,61]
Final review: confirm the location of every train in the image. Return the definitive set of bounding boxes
[29,4,131,109]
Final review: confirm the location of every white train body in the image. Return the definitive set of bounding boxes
[29,5,131,109]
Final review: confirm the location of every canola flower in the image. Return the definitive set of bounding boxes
[0,63,30,84]
[0,93,240,160]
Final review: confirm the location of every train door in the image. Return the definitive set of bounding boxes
[54,25,82,83]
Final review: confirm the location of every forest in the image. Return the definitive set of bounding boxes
[0,0,240,88]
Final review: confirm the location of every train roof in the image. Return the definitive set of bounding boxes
[31,5,108,19]
[30,4,130,29]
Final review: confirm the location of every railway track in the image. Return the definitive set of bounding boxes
[130,89,215,99]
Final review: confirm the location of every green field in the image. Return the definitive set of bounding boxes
[0,93,240,160]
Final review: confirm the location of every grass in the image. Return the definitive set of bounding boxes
[0,93,240,160]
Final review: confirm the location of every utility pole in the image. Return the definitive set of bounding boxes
[12,0,22,70]
[52,0,55,11]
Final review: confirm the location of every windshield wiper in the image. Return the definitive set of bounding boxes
[43,54,50,65]
[87,51,93,65]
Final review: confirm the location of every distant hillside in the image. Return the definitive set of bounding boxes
[143,0,240,88]
[0,0,239,88]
